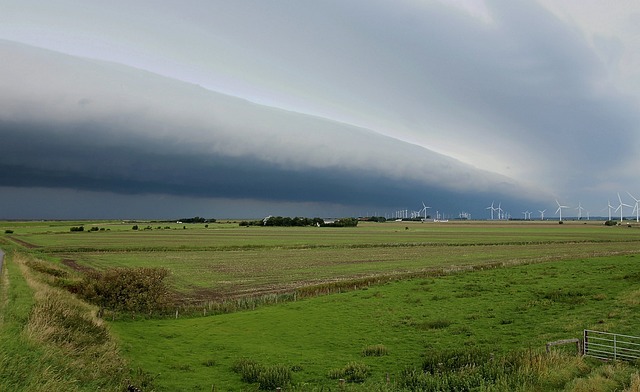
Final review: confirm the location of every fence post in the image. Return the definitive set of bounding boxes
[583,330,588,356]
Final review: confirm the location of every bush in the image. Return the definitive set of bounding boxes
[78,267,170,316]
[4,229,13,234]
[70,226,84,232]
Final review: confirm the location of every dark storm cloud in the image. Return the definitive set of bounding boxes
[0,39,540,215]
[3,0,639,218]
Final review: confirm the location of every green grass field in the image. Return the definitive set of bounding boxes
[108,254,640,390]
[3,220,640,390]
[7,220,640,301]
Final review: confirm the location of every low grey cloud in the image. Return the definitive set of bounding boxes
[0,40,543,218]
[1,0,639,219]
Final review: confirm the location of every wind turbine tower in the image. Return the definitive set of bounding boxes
[538,209,546,221]
[616,193,631,222]
[606,200,615,221]
[555,200,568,221]
[421,202,431,221]
[486,201,495,220]
[575,202,584,220]
[628,192,640,223]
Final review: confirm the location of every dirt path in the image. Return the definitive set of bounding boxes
[0,249,4,274]
[7,236,39,249]
[61,258,95,273]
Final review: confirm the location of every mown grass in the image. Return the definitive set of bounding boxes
[109,254,640,390]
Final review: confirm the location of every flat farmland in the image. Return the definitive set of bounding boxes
[7,220,640,301]
[5,220,640,390]
[8,220,640,250]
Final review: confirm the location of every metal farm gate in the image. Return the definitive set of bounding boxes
[583,330,640,361]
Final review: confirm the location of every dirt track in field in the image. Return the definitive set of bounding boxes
[7,236,39,249]
[61,258,95,273]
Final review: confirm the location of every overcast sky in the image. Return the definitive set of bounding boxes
[1,0,639,220]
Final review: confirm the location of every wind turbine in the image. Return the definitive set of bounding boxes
[497,202,504,220]
[616,193,631,222]
[555,200,568,221]
[486,201,495,220]
[421,202,431,221]
[605,200,615,221]
[575,202,584,220]
[627,192,640,223]
[538,209,546,220]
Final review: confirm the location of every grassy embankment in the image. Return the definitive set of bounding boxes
[0,244,148,391]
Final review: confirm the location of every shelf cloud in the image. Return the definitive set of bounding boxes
[1,0,639,218]
[0,40,541,218]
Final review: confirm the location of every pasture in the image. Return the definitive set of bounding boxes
[3,219,640,390]
[5,220,640,301]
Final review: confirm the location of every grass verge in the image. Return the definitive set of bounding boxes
[0,251,150,391]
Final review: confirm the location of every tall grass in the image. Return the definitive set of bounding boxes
[0,252,149,391]
[232,358,292,390]
[395,349,636,392]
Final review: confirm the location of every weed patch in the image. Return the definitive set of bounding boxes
[25,259,68,278]
[327,361,370,383]
[415,319,452,330]
[362,344,388,357]
[232,358,292,390]
[541,288,588,305]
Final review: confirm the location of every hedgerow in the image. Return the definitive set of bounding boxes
[77,267,170,317]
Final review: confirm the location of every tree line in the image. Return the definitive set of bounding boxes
[239,216,358,227]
